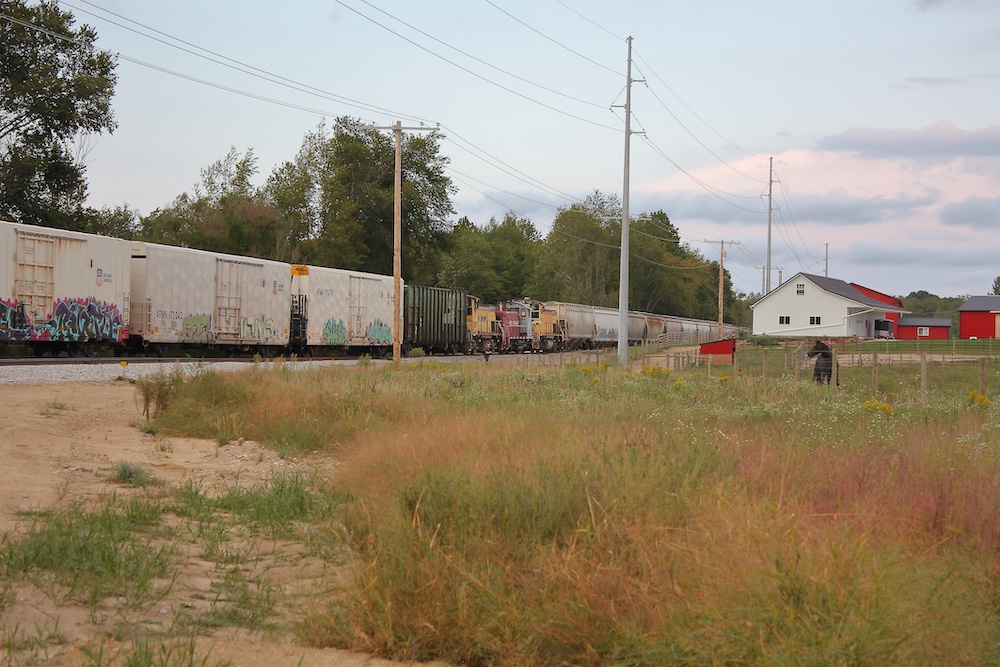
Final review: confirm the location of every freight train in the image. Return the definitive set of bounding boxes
[0,220,737,357]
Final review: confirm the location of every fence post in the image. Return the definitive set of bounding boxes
[980,357,987,396]
[872,351,879,393]
[832,349,839,387]
[920,353,927,404]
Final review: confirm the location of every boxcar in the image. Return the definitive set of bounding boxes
[0,220,131,352]
[291,264,397,353]
[129,242,290,351]
[403,284,468,354]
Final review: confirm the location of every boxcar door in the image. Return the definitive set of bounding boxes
[348,275,368,343]
[214,258,242,342]
[14,231,57,333]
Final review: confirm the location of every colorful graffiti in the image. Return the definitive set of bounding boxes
[180,313,212,342]
[239,316,280,343]
[322,318,348,346]
[366,319,392,345]
[0,297,125,342]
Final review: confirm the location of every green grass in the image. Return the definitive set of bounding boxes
[0,496,171,608]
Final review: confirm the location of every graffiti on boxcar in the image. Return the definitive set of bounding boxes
[180,313,212,342]
[366,319,392,346]
[322,318,347,345]
[239,316,279,342]
[0,297,125,342]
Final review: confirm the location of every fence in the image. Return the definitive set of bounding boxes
[641,341,1000,400]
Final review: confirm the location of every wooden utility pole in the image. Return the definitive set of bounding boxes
[710,239,740,339]
[376,121,435,363]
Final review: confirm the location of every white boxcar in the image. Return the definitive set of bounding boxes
[129,242,290,348]
[0,220,131,345]
[290,264,397,350]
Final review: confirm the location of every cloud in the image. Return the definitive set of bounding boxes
[817,121,1000,158]
[940,195,1000,227]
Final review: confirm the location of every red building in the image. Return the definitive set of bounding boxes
[895,317,951,340]
[850,283,904,335]
[958,296,1000,340]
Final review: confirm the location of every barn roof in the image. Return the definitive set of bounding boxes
[898,317,952,327]
[799,273,908,312]
[958,295,1000,312]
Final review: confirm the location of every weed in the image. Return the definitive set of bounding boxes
[109,461,158,487]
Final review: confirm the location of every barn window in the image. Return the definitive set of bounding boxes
[809,316,822,325]
[917,326,929,337]
[779,315,790,325]
[796,283,805,295]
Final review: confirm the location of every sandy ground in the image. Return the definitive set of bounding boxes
[0,380,444,667]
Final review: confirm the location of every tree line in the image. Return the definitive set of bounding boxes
[1,0,749,325]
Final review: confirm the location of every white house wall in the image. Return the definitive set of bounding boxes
[753,278,865,337]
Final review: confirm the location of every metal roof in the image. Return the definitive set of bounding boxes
[897,317,952,327]
[795,273,908,312]
[958,295,1000,312]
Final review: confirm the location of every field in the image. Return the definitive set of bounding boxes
[1,354,998,666]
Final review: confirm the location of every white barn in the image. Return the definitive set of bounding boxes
[751,273,907,338]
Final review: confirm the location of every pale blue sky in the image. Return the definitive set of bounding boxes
[70,0,1000,298]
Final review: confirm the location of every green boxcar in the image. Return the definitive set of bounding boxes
[403,285,470,354]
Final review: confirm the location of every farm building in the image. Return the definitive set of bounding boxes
[895,317,952,340]
[958,295,1000,340]
[751,272,907,338]
[850,283,903,331]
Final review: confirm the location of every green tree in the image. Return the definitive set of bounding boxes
[288,118,454,283]
[141,148,296,261]
[438,213,541,303]
[991,276,1000,296]
[533,191,621,306]
[0,0,116,228]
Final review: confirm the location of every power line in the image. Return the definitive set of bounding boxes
[482,0,620,76]
[354,0,607,110]
[333,0,621,131]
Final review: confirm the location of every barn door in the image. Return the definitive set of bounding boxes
[215,259,243,341]
[995,314,1000,340]
[14,232,56,326]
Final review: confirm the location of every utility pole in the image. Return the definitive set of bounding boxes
[825,243,829,277]
[765,157,774,294]
[616,36,642,367]
[710,240,740,338]
[375,121,435,363]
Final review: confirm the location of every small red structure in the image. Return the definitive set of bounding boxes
[895,317,951,340]
[700,338,736,363]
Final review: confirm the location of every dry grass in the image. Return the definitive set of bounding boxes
[145,358,1000,666]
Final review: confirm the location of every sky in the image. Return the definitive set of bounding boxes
[57,0,1000,300]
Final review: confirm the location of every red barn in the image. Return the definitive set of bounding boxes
[895,317,951,340]
[958,296,1000,340]
[851,283,903,335]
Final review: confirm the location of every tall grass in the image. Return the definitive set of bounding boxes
[147,359,1000,666]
